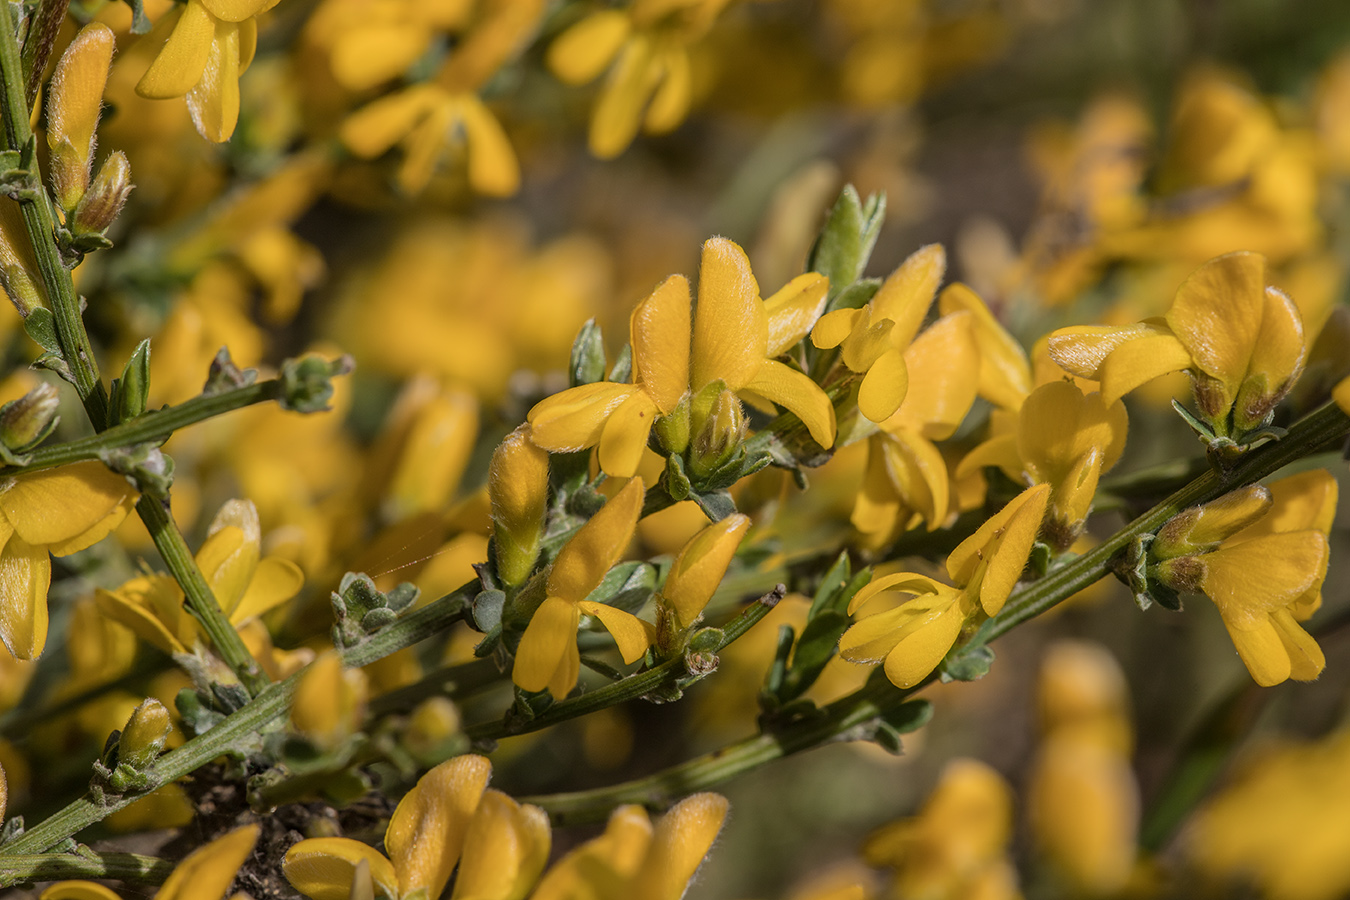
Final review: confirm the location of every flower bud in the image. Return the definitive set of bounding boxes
[688,387,745,480]
[654,393,691,455]
[46,24,115,212]
[1153,485,1272,560]
[0,381,59,451]
[660,514,750,632]
[489,425,549,587]
[72,151,133,236]
[404,697,462,761]
[119,698,171,769]
[291,650,369,751]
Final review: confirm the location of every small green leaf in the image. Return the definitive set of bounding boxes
[941,644,995,682]
[117,339,151,422]
[693,489,736,522]
[22,307,61,353]
[582,560,657,615]
[808,186,887,299]
[778,610,850,703]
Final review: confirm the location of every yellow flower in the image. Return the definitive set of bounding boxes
[1154,471,1336,686]
[959,380,1128,550]
[528,237,833,478]
[0,461,138,660]
[512,479,654,698]
[864,759,1020,900]
[531,793,729,900]
[1048,251,1307,437]
[839,483,1049,688]
[136,0,280,142]
[41,824,258,900]
[338,0,545,195]
[489,425,550,588]
[284,754,549,900]
[660,512,751,632]
[96,498,304,660]
[290,649,369,751]
[547,0,730,158]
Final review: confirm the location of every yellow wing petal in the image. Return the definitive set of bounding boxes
[589,36,659,159]
[283,838,398,900]
[231,556,304,623]
[547,478,644,602]
[136,0,214,99]
[662,514,751,627]
[458,96,521,197]
[742,359,836,448]
[1094,330,1192,406]
[197,0,278,22]
[644,45,691,134]
[870,243,946,349]
[598,391,660,478]
[159,825,259,900]
[513,596,581,695]
[185,17,243,142]
[528,382,642,453]
[340,85,441,160]
[0,532,50,660]
[763,272,830,357]
[881,597,966,689]
[577,601,654,664]
[450,791,553,900]
[883,311,977,440]
[937,282,1031,410]
[857,347,908,423]
[387,755,493,900]
[633,793,729,900]
[547,11,631,85]
[810,307,863,351]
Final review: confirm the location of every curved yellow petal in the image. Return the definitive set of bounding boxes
[883,311,977,441]
[662,514,751,627]
[528,382,643,453]
[1166,251,1266,393]
[185,17,243,143]
[857,347,908,423]
[937,282,1032,410]
[850,437,903,539]
[1095,331,1193,406]
[631,275,692,414]
[955,433,1022,484]
[1,461,134,546]
[1222,614,1291,687]
[1017,381,1129,486]
[644,45,691,134]
[197,0,278,23]
[0,532,50,660]
[764,272,829,357]
[47,24,116,161]
[1335,376,1350,415]
[283,838,398,900]
[458,96,521,197]
[159,824,259,900]
[1242,469,1339,538]
[94,581,190,656]
[692,238,767,392]
[578,601,654,664]
[451,791,552,900]
[1235,286,1306,428]
[238,16,256,71]
[839,602,922,664]
[340,85,441,160]
[1203,531,1329,628]
[743,359,836,448]
[838,308,894,374]
[387,755,493,899]
[39,883,123,900]
[598,389,659,478]
[847,571,946,616]
[589,36,659,159]
[870,243,945,349]
[947,483,1049,614]
[881,430,949,530]
[1271,609,1324,682]
[633,793,729,900]
[136,0,214,99]
[881,597,966,689]
[1045,322,1168,381]
[513,595,582,695]
[47,493,136,557]
[231,556,304,623]
[811,307,863,351]
[330,23,430,90]
[548,478,644,602]
[397,100,454,195]
[196,525,253,616]
[547,11,631,85]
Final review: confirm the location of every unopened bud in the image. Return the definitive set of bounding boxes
[1153,485,1271,560]
[0,381,59,451]
[404,696,462,761]
[46,24,115,212]
[119,698,171,769]
[654,393,691,455]
[72,151,133,236]
[488,426,549,587]
[0,265,43,317]
[569,318,606,387]
[688,387,745,480]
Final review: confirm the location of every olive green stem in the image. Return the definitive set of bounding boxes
[0,379,283,477]
[0,850,174,889]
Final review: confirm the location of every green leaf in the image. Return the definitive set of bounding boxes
[582,560,657,615]
[941,644,995,682]
[808,185,886,299]
[693,489,736,522]
[778,610,850,703]
[827,277,882,314]
[22,306,61,353]
[117,339,151,423]
[871,699,934,754]
[469,589,506,632]
[121,0,153,34]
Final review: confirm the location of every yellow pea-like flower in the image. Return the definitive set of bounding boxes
[529,237,833,478]
[660,512,751,630]
[0,461,139,660]
[449,790,551,900]
[488,425,550,588]
[512,478,654,698]
[42,824,258,900]
[290,650,369,751]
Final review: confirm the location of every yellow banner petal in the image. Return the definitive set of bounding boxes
[387,755,493,899]
[136,0,214,99]
[47,25,115,161]
[1,461,134,547]
[283,837,399,900]
[691,238,767,392]
[159,825,259,900]
[1166,251,1266,393]
[1203,531,1329,627]
[884,312,977,441]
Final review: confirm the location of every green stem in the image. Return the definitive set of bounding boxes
[0,379,283,476]
[0,851,173,889]
[0,0,108,428]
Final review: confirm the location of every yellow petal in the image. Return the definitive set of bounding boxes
[1235,286,1306,428]
[955,433,1022,484]
[742,359,836,448]
[1241,469,1339,538]
[197,0,278,23]
[1,461,134,546]
[195,526,253,617]
[810,307,862,350]
[1222,614,1292,687]
[879,430,948,530]
[857,347,908,423]
[633,793,729,900]
[513,595,582,696]
[764,272,829,357]
[1335,375,1350,414]
[937,282,1032,410]
[850,437,903,538]
[1046,322,1168,379]
[589,36,659,159]
[1203,531,1329,628]
[662,514,751,626]
[598,391,659,479]
[838,307,894,374]
[870,243,946,349]
[529,382,644,452]
[490,426,551,587]
[644,45,691,134]
[136,0,214,99]
[39,884,123,900]
[94,577,190,656]
[47,493,136,557]
[547,10,631,85]
[159,825,259,900]
[185,17,243,142]
[947,483,1049,613]
[548,478,644,602]
[839,595,934,664]
[238,17,256,71]
[0,532,50,660]
[387,755,493,899]
[231,556,303,623]
[47,24,116,161]
[847,572,947,616]
[283,838,399,900]
[883,311,977,441]
[1271,609,1324,682]
[631,275,692,414]
[881,596,967,689]
[1166,251,1266,395]
[340,85,441,160]
[397,99,454,195]
[330,23,429,90]
[578,601,654,664]
[692,238,768,392]
[1017,381,1129,486]
[451,791,552,900]
[459,96,521,197]
[1094,330,1193,406]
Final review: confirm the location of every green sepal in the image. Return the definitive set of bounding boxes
[941,644,995,682]
[692,489,736,522]
[868,699,934,755]
[569,318,606,387]
[99,444,173,500]
[827,277,882,313]
[202,347,258,396]
[607,344,633,384]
